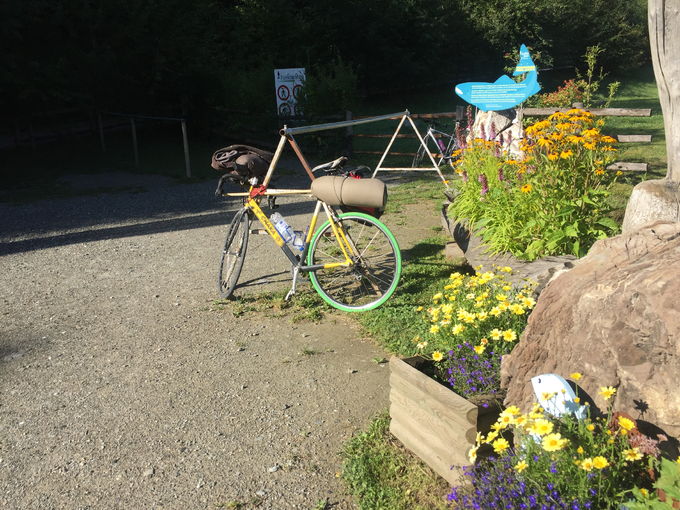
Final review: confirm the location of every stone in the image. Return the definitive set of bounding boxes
[500,220,680,437]
[445,242,465,261]
[468,109,525,157]
[622,179,680,233]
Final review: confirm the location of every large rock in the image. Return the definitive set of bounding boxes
[467,109,524,157]
[622,179,680,232]
[500,220,680,436]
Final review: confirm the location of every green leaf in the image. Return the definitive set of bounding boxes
[582,195,597,206]
[596,217,619,230]
[564,226,578,237]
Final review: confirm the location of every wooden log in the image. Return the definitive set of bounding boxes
[353,133,418,139]
[390,357,478,427]
[354,151,418,156]
[607,162,648,172]
[130,118,139,168]
[521,108,651,117]
[649,0,680,180]
[181,119,191,178]
[389,380,478,445]
[390,403,468,486]
[615,135,652,143]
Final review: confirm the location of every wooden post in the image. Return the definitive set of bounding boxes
[130,118,139,168]
[649,0,680,181]
[98,113,105,153]
[345,110,354,156]
[181,119,191,178]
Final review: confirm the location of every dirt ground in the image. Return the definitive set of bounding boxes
[0,165,442,509]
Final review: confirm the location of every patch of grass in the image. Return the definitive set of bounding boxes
[604,65,666,180]
[341,412,451,510]
[355,234,469,356]
[300,347,316,356]
[217,287,332,322]
[384,174,456,215]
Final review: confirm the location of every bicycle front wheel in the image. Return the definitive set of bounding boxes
[307,213,401,312]
[218,208,250,299]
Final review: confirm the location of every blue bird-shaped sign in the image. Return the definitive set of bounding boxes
[455,44,541,112]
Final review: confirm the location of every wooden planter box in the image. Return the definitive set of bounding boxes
[389,356,501,486]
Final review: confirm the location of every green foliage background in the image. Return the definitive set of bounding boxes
[1,0,649,135]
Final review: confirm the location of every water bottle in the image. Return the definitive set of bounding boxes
[270,212,293,243]
[291,231,304,251]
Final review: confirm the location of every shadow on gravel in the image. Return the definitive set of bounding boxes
[0,210,234,256]
[0,181,317,256]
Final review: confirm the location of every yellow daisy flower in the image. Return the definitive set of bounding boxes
[599,386,616,400]
[593,456,610,470]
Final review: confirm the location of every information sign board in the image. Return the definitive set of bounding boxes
[455,45,540,112]
[275,68,305,116]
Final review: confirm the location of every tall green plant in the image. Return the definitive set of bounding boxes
[448,110,621,260]
[575,45,621,108]
[296,57,360,117]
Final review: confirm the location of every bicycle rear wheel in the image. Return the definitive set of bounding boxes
[412,138,432,168]
[218,208,250,299]
[307,213,401,312]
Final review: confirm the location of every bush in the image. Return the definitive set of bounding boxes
[451,374,660,509]
[418,266,536,400]
[447,109,621,260]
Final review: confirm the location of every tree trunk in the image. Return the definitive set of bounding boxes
[622,1,680,232]
[649,0,680,181]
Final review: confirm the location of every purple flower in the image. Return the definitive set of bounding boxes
[478,173,489,196]
[462,170,468,182]
[498,167,505,181]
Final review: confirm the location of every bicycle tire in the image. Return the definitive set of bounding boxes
[412,140,430,168]
[217,208,250,299]
[307,213,402,312]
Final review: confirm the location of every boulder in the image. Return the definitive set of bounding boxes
[500,220,680,437]
[467,109,524,157]
[622,179,680,233]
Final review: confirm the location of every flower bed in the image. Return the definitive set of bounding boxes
[389,266,534,482]
[415,265,536,400]
[449,373,671,510]
[447,109,621,261]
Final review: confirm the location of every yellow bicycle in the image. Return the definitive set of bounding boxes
[215,127,402,312]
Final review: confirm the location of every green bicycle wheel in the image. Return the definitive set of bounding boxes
[307,212,401,312]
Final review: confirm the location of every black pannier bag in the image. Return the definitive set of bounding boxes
[211,145,274,186]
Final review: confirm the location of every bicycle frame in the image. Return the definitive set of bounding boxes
[244,187,354,273]
[423,125,458,165]
[220,115,404,301]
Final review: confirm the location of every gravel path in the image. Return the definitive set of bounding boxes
[0,166,440,509]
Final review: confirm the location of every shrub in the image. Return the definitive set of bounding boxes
[451,374,660,509]
[447,109,621,261]
[417,266,536,399]
[528,79,584,108]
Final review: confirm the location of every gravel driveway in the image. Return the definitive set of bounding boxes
[0,167,440,509]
